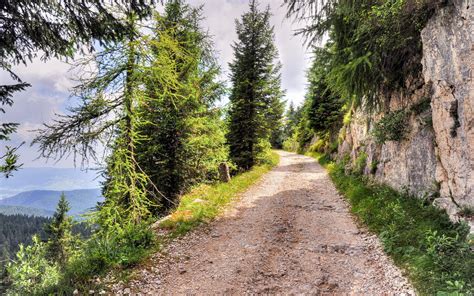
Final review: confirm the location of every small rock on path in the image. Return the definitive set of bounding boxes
[112,151,414,295]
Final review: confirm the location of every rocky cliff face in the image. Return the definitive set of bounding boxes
[422,0,473,218]
[337,0,473,228]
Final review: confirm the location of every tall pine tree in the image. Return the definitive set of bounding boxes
[227,0,284,171]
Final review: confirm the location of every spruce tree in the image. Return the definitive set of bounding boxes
[283,102,299,141]
[227,0,284,171]
[45,193,73,267]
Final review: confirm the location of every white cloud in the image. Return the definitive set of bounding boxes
[191,0,311,106]
[1,0,311,168]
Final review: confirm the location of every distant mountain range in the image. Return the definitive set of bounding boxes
[0,189,103,216]
[0,167,102,199]
[0,205,54,217]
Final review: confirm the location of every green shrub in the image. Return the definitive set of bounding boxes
[411,97,432,115]
[372,110,409,144]
[353,152,367,175]
[370,160,379,175]
[308,138,326,153]
[459,206,474,218]
[255,139,274,166]
[6,236,60,296]
[283,132,299,152]
[40,222,154,294]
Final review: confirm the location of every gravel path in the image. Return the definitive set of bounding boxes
[113,151,414,295]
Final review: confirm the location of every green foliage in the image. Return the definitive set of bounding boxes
[63,222,154,284]
[306,48,344,135]
[5,221,154,295]
[137,1,228,209]
[0,0,155,178]
[458,206,474,218]
[282,131,299,152]
[308,138,326,154]
[286,0,443,111]
[370,160,379,175]
[313,157,474,295]
[285,47,344,154]
[353,152,367,175]
[0,214,90,288]
[6,236,60,296]
[411,96,432,116]
[227,0,284,171]
[45,193,74,267]
[3,196,90,294]
[282,102,303,145]
[372,110,409,144]
[294,109,315,153]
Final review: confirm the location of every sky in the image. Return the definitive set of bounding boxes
[0,0,311,169]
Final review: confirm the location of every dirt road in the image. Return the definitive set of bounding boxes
[114,151,414,295]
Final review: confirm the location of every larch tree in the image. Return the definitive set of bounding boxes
[227,0,284,171]
[137,0,228,211]
[33,10,178,228]
[0,0,155,178]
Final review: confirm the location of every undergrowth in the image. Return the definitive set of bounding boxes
[308,153,474,295]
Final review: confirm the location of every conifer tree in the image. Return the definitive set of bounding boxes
[33,11,171,227]
[137,0,227,210]
[227,0,284,170]
[0,1,155,178]
[283,102,301,141]
[45,193,73,267]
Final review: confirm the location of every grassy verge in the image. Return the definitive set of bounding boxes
[160,151,280,236]
[308,152,474,295]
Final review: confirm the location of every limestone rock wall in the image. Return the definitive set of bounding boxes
[422,0,473,216]
[336,0,473,225]
[338,83,438,198]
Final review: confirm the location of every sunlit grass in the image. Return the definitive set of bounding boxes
[160,151,280,235]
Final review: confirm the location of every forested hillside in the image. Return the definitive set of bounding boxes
[0,206,53,217]
[0,189,102,215]
[0,213,89,292]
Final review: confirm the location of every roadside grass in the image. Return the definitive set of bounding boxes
[307,152,474,295]
[160,151,280,236]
